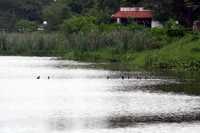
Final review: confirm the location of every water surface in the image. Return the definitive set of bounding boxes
[0,56,200,133]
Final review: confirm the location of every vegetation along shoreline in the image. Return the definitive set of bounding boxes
[0,0,200,72]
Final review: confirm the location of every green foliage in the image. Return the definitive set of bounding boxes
[0,0,200,30]
[42,1,71,30]
[60,27,165,56]
[98,23,144,32]
[126,30,161,51]
[1,0,200,73]
[0,32,7,51]
[0,32,66,56]
[15,20,38,32]
[151,27,166,35]
[16,0,52,21]
[61,16,97,33]
[0,26,167,57]
[164,19,185,37]
[0,0,52,29]
[143,34,200,71]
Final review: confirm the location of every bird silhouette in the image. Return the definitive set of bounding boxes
[136,75,142,80]
[37,76,40,79]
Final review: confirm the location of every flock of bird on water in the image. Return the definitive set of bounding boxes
[36,75,144,80]
[36,76,50,79]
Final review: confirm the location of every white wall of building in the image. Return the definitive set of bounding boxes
[152,20,163,28]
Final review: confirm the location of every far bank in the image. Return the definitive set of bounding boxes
[0,24,200,72]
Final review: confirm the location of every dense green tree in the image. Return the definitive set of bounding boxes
[16,0,49,21]
[0,0,52,30]
[0,0,200,30]
[61,16,97,33]
[42,1,71,30]
[120,0,142,6]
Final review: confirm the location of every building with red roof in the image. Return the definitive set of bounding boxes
[112,7,153,27]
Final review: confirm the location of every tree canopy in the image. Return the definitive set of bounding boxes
[0,0,199,31]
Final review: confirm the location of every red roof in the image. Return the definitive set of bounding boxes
[112,9,153,19]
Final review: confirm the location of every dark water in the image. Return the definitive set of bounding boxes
[0,56,200,133]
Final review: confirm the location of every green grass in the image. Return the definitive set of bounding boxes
[144,34,200,71]
[1,30,200,71]
[63,33,200,71]
[0,32,67,56]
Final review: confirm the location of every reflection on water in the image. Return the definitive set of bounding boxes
[0,56,200,133]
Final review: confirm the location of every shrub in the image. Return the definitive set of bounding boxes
[15,20,38,32]
[61,16,98,34]
[165,19,185,37]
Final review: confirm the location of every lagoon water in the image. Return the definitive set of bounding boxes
[0,56,200,133]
